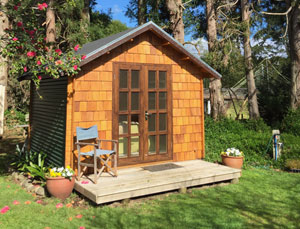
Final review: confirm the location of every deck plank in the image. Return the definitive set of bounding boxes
[74,160,241,204]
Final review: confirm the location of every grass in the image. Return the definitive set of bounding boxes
[0,169,299,229]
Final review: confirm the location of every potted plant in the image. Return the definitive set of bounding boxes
[46,166,75,200]
[221,148,244,169]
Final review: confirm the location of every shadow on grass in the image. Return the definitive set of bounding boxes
[83,170,300,229]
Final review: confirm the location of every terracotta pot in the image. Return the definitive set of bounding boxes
[221,155,244,169]
[46,176,75,200]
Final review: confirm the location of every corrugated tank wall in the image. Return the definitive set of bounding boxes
[30,77,68,167]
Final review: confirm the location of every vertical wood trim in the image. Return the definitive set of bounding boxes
[167,65,173,160]
[28,81,34,149]
[200,77,205,158]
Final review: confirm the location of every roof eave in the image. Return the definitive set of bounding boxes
[80,21,221,79]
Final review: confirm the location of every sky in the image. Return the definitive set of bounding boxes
[95,0,136,28]
[94,0,207,55]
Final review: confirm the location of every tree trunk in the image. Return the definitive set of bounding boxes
[288,5,300,109]
[81,0,90,40]
[166,0,184,44]
[241,0,260,119]
[0,0,9,137]
[206,0,226,120]
[138,0,146,25]
[46,0,56,48]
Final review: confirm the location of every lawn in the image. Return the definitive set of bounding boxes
[0,168,299,229]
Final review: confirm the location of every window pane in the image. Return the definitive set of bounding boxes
[131,136,139,157]
[159,71,166,88]
[148,92,156,110]
[131,92,139,110]
[159,92,167,109]
[119,137,128,158]
[119,70,128,88]
[148,113,156,132]
[148,135,156,155]
[159,113,167,131]
[119,92,128,111]
[131,70,139,88]
[131,114,139,134]
[119,115,128,134]
[148,71,156,88]
[159,135,167,153]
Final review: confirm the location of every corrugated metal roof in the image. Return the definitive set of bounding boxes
[79,21,221,79]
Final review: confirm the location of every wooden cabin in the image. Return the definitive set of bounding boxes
[23,21,221,169]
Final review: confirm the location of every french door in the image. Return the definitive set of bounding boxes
[113,63,172,166]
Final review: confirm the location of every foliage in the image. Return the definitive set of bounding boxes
[4,108,28,128]
[285,159,300,170]
[205,117,299,169]
[48,166,74,180]
[0,169,300,228]
[0,0,83,86]
[125,0,170,27]
[25,152,48,182]
[10,145,48,182]
[281,107,300,136]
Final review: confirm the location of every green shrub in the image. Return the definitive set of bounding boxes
[4,108,28,128]
[285,159,300,170]
[204,117,300,169]
[281,108,300,136]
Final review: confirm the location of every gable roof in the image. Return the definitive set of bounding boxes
[79,21,221,78]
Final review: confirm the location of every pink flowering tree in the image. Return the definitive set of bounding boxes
[0,1,85,87]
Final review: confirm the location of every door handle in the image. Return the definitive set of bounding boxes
[145,111,152,120]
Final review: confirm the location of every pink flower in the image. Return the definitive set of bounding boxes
[28,30,35,36]
[37,60,42,65]
[14,6,18,11]
[81,55,86,60]
[17,22,23,27]
[74,44,80,51]
[38,4,45,10]
[55,60,62,65]
[55,49,62,55]
[79,227,85,229]
[12,37,18,41]
[13,200,20,205]
[0,206,10,214]
[23,66,27,72]
[38,76,42,80]
[45,66,49,71]
[56,203,63,208]
[27,51,36,58]
[42,3,48,8]
[81,181,89,184]
[76,214,83,219]
[73,65,78,70]
[36,200,42,204]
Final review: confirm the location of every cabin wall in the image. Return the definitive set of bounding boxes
[65,31,205,168]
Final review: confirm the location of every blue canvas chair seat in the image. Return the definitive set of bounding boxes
[75,125,118,184]
[80,149,115,157]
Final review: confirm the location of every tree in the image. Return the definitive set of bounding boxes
[0,0,8,137]
[241,0,260,119]
[166,0,184,43]
[206,0,226,120]
[138,0,146,25]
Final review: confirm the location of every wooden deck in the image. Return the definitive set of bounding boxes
[74,160,241,204]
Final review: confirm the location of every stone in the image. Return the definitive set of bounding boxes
[36,187,45,196]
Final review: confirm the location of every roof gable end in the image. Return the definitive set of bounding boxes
[79,21,221,78]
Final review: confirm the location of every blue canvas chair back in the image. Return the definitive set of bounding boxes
[76,125,98,141]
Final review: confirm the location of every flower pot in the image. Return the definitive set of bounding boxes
[221,155,244,169]
[46,176,75,200]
